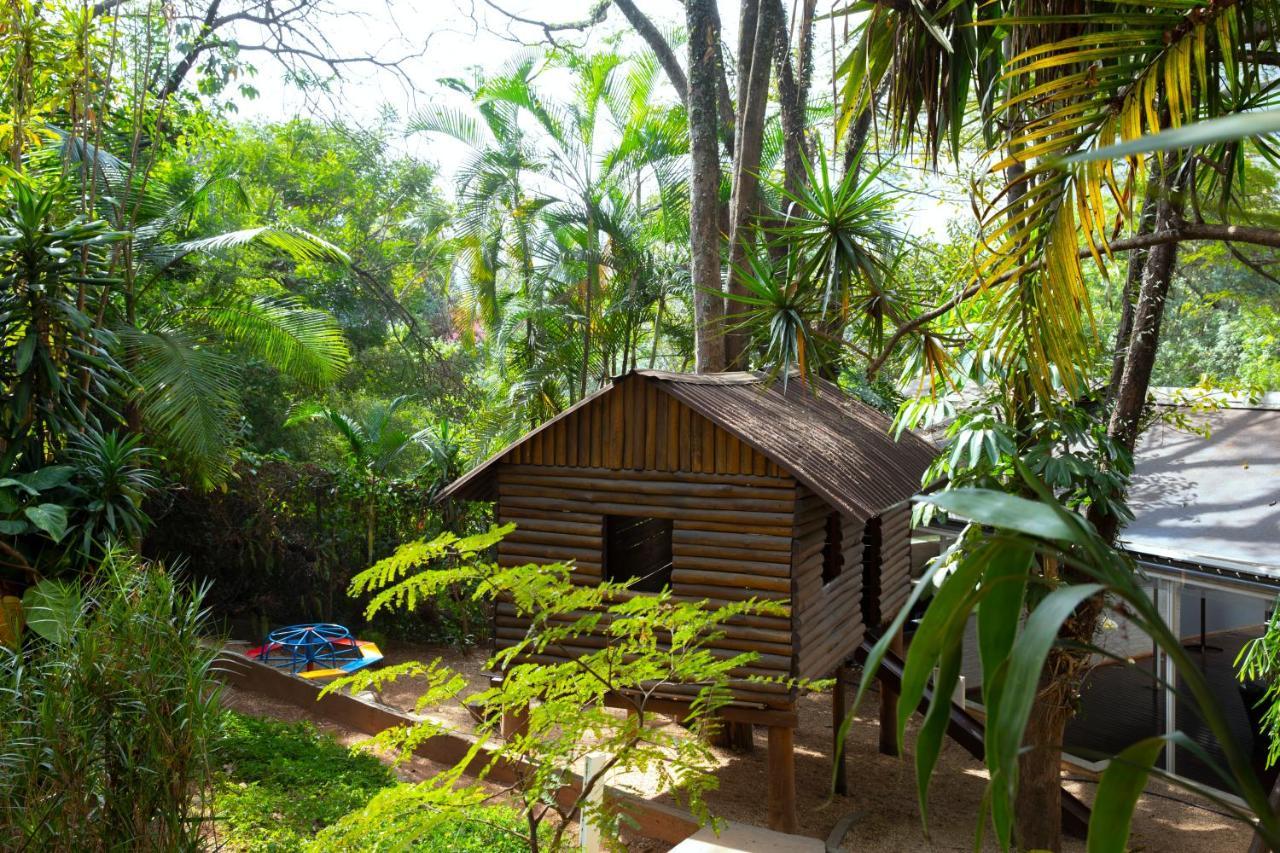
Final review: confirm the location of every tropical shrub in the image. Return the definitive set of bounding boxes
[0,550,220,851]
[324,525,806,852]
[851,473,1280,852]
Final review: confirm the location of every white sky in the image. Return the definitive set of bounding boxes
[224,0,962,235]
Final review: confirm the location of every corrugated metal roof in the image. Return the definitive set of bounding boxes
[438,369,938,522]
[1122,407,1280,576]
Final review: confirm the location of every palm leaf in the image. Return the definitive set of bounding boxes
[123,330,238,487]
[192,296,350,388]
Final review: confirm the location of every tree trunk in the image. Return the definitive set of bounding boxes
[581,188,597,398]
[775,0,817,201]
[1106,179,1160,402]
[686,0,727,373]
[1015,681,1071,852]
[724,0,778,368]
[1095,154,1186,543]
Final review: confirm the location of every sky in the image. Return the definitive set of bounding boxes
[221,0,962,235]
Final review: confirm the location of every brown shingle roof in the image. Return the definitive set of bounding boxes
[438,369,938,522]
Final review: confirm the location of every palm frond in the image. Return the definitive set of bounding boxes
[123,330,238,487]
[192,295,350,388]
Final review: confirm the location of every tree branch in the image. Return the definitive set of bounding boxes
[866,220,1280,379]
[479,0,610,47]
[611,0,687,105]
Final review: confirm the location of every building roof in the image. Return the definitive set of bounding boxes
[1122,405,1280,580]
[438,369,939,524]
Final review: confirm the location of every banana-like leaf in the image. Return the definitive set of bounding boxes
[22,579,82,645]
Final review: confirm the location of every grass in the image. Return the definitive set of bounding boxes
[212,711,533,851]
[212,711,396,852]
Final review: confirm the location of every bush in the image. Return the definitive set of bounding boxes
[0,551,220,851]
[212,712,396,852]
[312,797,534,852]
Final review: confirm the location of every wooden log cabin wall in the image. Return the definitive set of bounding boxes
[438,370,938,833]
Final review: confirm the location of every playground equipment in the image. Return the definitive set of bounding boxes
[247,623,383,681]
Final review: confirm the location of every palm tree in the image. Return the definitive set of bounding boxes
[285,395,423,567]
[55,135,352,487]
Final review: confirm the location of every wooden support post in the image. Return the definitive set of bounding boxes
[878,627,904,757]
[729,720,754,751]
[500,686,530,741]
[767,725,797,834]
[832,666,848,795]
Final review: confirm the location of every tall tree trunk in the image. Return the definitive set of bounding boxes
[1015,678,1071,851]
[581,190,597,397]
[1095,153,1186,544]
[724,0,778,369]
[686,0,726,373]
[1106,179,1161,401]
[775,0,817,201]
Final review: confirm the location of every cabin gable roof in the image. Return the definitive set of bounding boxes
[438,370,938,523]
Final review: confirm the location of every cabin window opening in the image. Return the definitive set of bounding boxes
[604,515,673,593]
[822,512,844,585]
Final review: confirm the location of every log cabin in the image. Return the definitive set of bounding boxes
[437,369,937,831]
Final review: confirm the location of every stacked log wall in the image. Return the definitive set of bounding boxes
[791,486,865,680]
[491,377,799,708]
[860,503,914,630]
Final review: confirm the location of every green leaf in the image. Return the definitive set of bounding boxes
[18,465,75,492]
[194,296,349,389]
[1065,109,1280,165]
[1086,735,1169,853]
[0,519,28,534]
[22,579,82,645]
[977,540,1032,687]
[14,332,36,373]
[23,503,68,542]
[918,488,1085,544]
[915,622,964,833]
[988,583,1105,829]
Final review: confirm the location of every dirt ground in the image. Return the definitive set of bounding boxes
[223,641,1253,852]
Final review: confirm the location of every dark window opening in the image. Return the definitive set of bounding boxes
[822,512,844,585]
[604,515,673,592]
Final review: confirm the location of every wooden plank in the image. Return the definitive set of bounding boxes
[645,381,659,469]
[498,484,793,515]
[701,416,716,474]
[673,555,791,578]
[609,382,624,468]
[654,391,668,471]
[666,396,679,472]
[671,569,790,593]
[500,464,792,490]
[672,527,791,551]
[498,472,792,501]
[671,543,791,565]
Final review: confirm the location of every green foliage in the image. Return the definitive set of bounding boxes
[313,796,535,852]
[1236,605,1280,769]
[0,178,127,472]
[1,426,159,577]
[847,472,1280,852]
[212,711,396,852]
[0,550,221,850]
[329,526,802,851]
